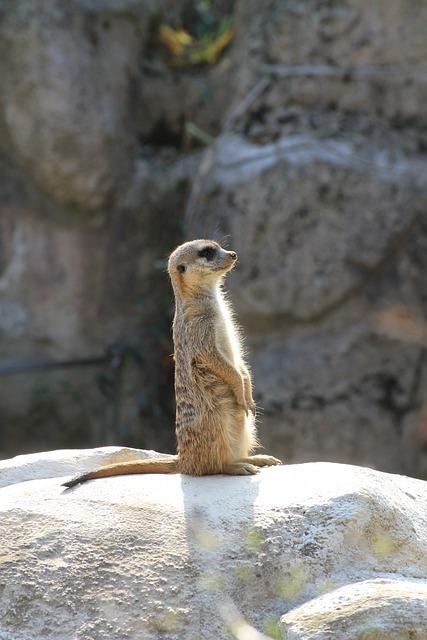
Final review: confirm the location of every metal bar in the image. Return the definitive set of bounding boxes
[0,355,109,376]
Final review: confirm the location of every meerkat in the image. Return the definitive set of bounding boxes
[63,240,281,488]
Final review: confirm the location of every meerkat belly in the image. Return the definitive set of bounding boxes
[215,303,257,458]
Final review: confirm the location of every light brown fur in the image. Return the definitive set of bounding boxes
[63,240,281,488]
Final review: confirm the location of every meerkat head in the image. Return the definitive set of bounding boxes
[168,239,237,295]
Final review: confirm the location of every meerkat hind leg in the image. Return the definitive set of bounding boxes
[240,454,282,467]
[222,462,259,475]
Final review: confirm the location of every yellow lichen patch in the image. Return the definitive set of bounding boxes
[151,607,186,633]
[245,527,264,552]
[371,533,399,556]
[193,522,221,550]
[199,570,225,592]
[316,578,337,595]
[276,561,310,601]
[234,563,254,583]
[358,630,383,640]
[263,617,282,639]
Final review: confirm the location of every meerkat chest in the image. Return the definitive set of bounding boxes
[215,292,242,366]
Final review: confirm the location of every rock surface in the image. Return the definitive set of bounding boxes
[187,0,427,479]
[0,447,426,640]
[281,579,427,640]
[0,0,145,210]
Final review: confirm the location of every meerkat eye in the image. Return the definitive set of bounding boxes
[198,246,216,261]
[177,264,186,273]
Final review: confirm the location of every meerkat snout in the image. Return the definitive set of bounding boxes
[168,240,239,293]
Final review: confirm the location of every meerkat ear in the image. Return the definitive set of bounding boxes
[177,264,186,273]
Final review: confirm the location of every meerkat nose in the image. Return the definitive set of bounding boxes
[229,251,237,260]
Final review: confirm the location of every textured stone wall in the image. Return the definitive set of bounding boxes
[0,0,208,456]
[0,0,427,478]
[188,0,427,478]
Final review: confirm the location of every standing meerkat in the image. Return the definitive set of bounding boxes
[63,240,281,488]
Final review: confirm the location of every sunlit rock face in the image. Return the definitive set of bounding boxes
[281,579,427,640]
[0,447,426,639]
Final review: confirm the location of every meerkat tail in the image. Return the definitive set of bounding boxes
[62,456,179,488]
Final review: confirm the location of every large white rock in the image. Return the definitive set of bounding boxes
[0,448,426,640]
[281,578,427,639]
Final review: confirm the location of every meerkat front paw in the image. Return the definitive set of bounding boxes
[245,393,256,416]
[223,462,259,475]
[245,454,283,467]
[242,376,255,415]
[234,383,250,415]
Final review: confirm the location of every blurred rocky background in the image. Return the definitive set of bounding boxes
[0,0,427,478]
